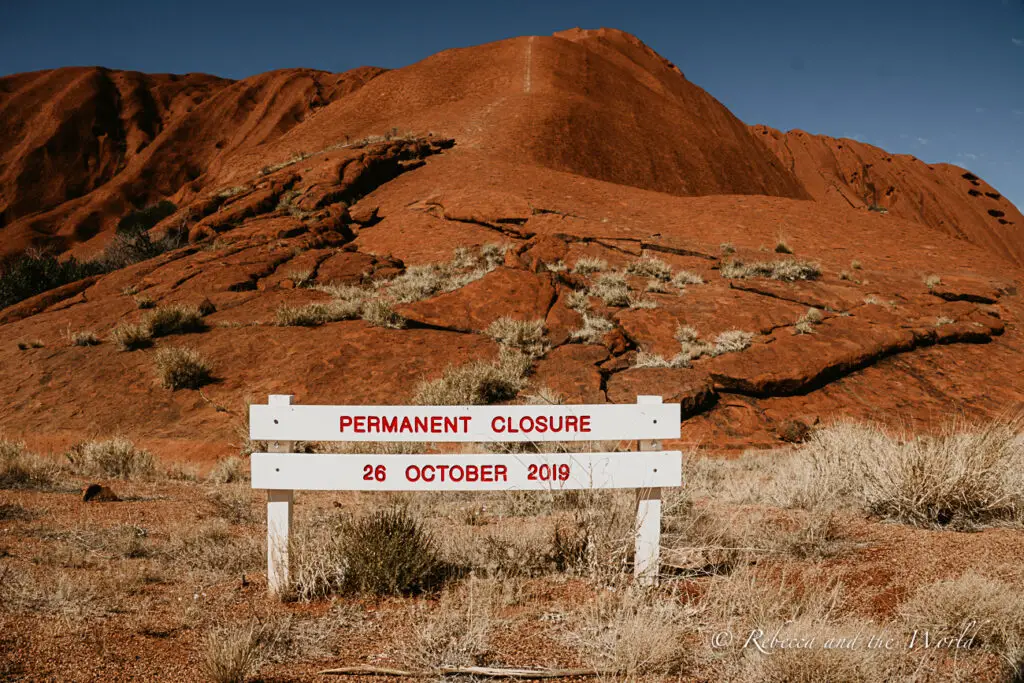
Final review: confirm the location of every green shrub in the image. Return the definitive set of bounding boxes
[294,508,454,599]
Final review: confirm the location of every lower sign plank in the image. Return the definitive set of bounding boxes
[251,452,682,491]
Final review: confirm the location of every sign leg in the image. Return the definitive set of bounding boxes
[635,395,663,586]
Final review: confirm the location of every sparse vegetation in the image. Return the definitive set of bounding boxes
[721,258,821,281]
[485,318,549,358]
[16,339,44,350]
[570,313,614,344]
[720,242,736,255]
[672,270,704,287]
[154,347,213,390]
[588,272,630,307]
[0,439,58,489]
[69,330,101,346]
[711,329,755,355]
[851,260,862,270]
[293,507,454,599]
[774,235,793,254]
[924,274,942,290]
[134,294,155,309]
[572,257,607,275]
[276,301,360,327]
[783,420,1024,529]
[110,322,152,351]
[566,290,590,311]
[207,456,249,484]
[625,256,672,281]
[200,621,267,683]
[794,307,824,335]
[386,245,506,304]
[143,304,207,337]
[360,299,405,329]
[67,438,155,479]
[0,203,183,310]
[936,316,955,327]
[413,351,531,405]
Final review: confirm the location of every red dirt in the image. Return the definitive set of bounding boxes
[1,27,1023,458]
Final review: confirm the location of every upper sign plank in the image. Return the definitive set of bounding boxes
[250,402,681,442]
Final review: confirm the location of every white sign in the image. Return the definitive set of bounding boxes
[249,403,680,442]
[251,451,682,491]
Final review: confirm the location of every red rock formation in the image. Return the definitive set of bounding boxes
[1,28,1022,458]
[752,125,1024,266]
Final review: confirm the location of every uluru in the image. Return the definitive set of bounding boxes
[2,17,1024,683]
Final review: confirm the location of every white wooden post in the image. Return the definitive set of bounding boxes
[634,395,663,585]
[266,394,294,597]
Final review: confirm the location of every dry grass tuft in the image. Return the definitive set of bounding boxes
[781,421,1024,529]
[712,329,755,355]
[207,456,249,484]
[572,257,608,275]
[200,621,267,683]
[924,274,942,290]
[570,314,614,344]
[485,317,549,358]
[406,579,497,671]
[16,339,44,350]
[292,507,454,600]
[0,439,59,489]
[143,304,207,337]
[154,346,213,390]
[721,258,821,281]
[413,350,531,405]
[626,256,673,281]
[69,330,101,346]
[275,301,360,327]
[361,299,405,329]
[564,584,692,677]
[387,245,505,304]
[588,272,630,307]
[110,322,153,351]
[68,438,155,479]
[794,307,825,335]
[673,270,705,287]
[566,290,590,312]
[720,242,737,255]
[133,294,155,309]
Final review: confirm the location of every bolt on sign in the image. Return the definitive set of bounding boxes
[250,396,682,594]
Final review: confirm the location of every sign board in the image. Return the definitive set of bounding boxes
[252,451,681,491]
[250,395,681,595]
[249,403,680,442]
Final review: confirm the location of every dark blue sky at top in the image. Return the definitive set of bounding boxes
[3,0,1023,210]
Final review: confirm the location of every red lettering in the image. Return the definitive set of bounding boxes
[460,416,471,432]
[481,464,493,482]
[354,416,366,433]
[340,416,353,432]
[367,415,380,431]
[535,415,547,433]
[565,415,578,431]
[522,416,534,432]
[382,416,398,432]
[492,416,505,433]
[444,416,458,432]
[580,415,591,433]
[422,465,435,482]
[415,416,428,433]
[430,416,442,433]
[495,464,508,481]
[400,416,413,432]
[450,465,464,482]
[406,465,420,482]
[465,465,478,482]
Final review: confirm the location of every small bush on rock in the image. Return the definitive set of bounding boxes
[154,347,213,390]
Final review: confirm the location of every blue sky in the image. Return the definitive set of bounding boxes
[2,0,1023,210]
